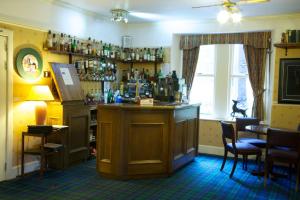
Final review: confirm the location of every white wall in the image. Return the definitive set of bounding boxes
[0,0,124,44]
[124,14,300,74]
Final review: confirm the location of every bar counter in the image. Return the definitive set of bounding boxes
[96,103,200,179]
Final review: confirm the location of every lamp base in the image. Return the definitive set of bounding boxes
[35,101,47,125]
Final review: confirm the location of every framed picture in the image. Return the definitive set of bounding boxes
[16,48,43,81]
[278,58,300,104]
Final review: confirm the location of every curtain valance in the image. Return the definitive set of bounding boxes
[179,32,271,50]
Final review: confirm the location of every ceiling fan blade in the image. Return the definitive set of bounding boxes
[237,0,270,5]
[192,3,223,9]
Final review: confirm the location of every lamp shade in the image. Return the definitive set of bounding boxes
[26,85,54,101]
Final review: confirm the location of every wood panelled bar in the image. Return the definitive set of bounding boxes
[96,103,200,179]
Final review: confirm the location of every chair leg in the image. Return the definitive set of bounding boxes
[242,156,245,170]
[296,163,300,192]
[245,155,248,171]
[230,154,238,178]
[264,158,268,188]
[220,149,228,171]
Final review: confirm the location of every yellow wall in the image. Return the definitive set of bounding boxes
[0,22,69,166]
[270,48,300,129]
[199,120,223,147]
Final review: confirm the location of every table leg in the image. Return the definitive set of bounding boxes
[21,133,25,177]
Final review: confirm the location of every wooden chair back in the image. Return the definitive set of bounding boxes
[266,128,300,152]
[220,121,236,149]
[236,117,260,139]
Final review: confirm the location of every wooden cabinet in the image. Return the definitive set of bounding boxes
[96,103,200,179]
[88,105,97,158]
[48,63,90,167]
[172,107,199,171]
[63,102,89,165]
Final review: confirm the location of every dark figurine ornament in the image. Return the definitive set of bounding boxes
[231,100,247,118]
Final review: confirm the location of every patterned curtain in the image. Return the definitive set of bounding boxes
[182,47,200,98]
[243,45,267,120]
[180,32,271,50]
[179,31,271,119]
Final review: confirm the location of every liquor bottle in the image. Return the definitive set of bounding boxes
[143,48,147,61]
[155,48,159,61]
[135,48,140,61]
[120,47,125,61]
[87,37,92,55]
[63,34,68,52]
[92,39,96,55]
[99,41,103,56]
[131,48,135,60]
[66,35,71,52]
[108,43,112,58]
[151,48,155,61]
[71,38,77,53]
[46,30,53,49]
[59,33,64,52]
[76,40,81,53]
[139,49,143,61]
[52,33,58,50]
[159,47,164,61]
[111,45,115,59]
[147,48,151,61]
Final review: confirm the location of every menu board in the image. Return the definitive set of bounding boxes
[50,63,84,102]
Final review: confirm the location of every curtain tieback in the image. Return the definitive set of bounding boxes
[254,89,266,98]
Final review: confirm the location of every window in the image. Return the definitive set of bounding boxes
[190,44,253,119]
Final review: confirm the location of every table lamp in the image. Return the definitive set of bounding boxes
[26,85,54,125]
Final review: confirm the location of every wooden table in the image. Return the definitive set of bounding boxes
[21,125,68,176]
[245,125,268,135]
[244,125,269,176]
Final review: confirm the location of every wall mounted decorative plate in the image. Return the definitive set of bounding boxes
[16,48,43,81]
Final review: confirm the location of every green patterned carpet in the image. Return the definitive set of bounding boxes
[0,155,299,200]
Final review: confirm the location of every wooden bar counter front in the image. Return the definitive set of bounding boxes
[96,103,200,179]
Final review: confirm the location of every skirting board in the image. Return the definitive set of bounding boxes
[198,145,266,160]
[7,161,40,180]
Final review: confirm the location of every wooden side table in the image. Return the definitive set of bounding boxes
[21,125,68,176]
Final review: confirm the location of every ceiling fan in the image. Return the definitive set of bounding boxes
[192,0,270,23]
[111,9,163,23]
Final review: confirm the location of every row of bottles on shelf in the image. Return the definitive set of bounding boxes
[74,59,117,82]
[123,68,152,82]
[85,89,103,104]
[45,30,165,62]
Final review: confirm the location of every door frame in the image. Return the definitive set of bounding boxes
[0,28,13,180]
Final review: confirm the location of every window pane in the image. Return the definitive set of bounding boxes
[232,44,248,75]
[190,76,214,114]
[229,77,253,117]
[196,45,215,75]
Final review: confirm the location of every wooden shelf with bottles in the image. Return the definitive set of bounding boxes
[274,43,300,56]
[123,60,164,75]
[47,49,120,64]
[48,49,163,65]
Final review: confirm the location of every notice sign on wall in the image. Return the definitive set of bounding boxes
[60,67,74,85]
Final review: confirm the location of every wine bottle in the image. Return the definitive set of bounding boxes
[46,30,53,50]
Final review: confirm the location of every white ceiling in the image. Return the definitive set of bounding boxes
[56,0,300,22]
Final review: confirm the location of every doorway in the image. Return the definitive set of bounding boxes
[0,34,8,181]
[0,28,13,181]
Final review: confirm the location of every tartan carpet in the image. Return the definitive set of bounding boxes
[0,155,299,200]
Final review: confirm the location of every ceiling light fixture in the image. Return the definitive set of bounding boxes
[217,6,242,24]
[111,9,129,23]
